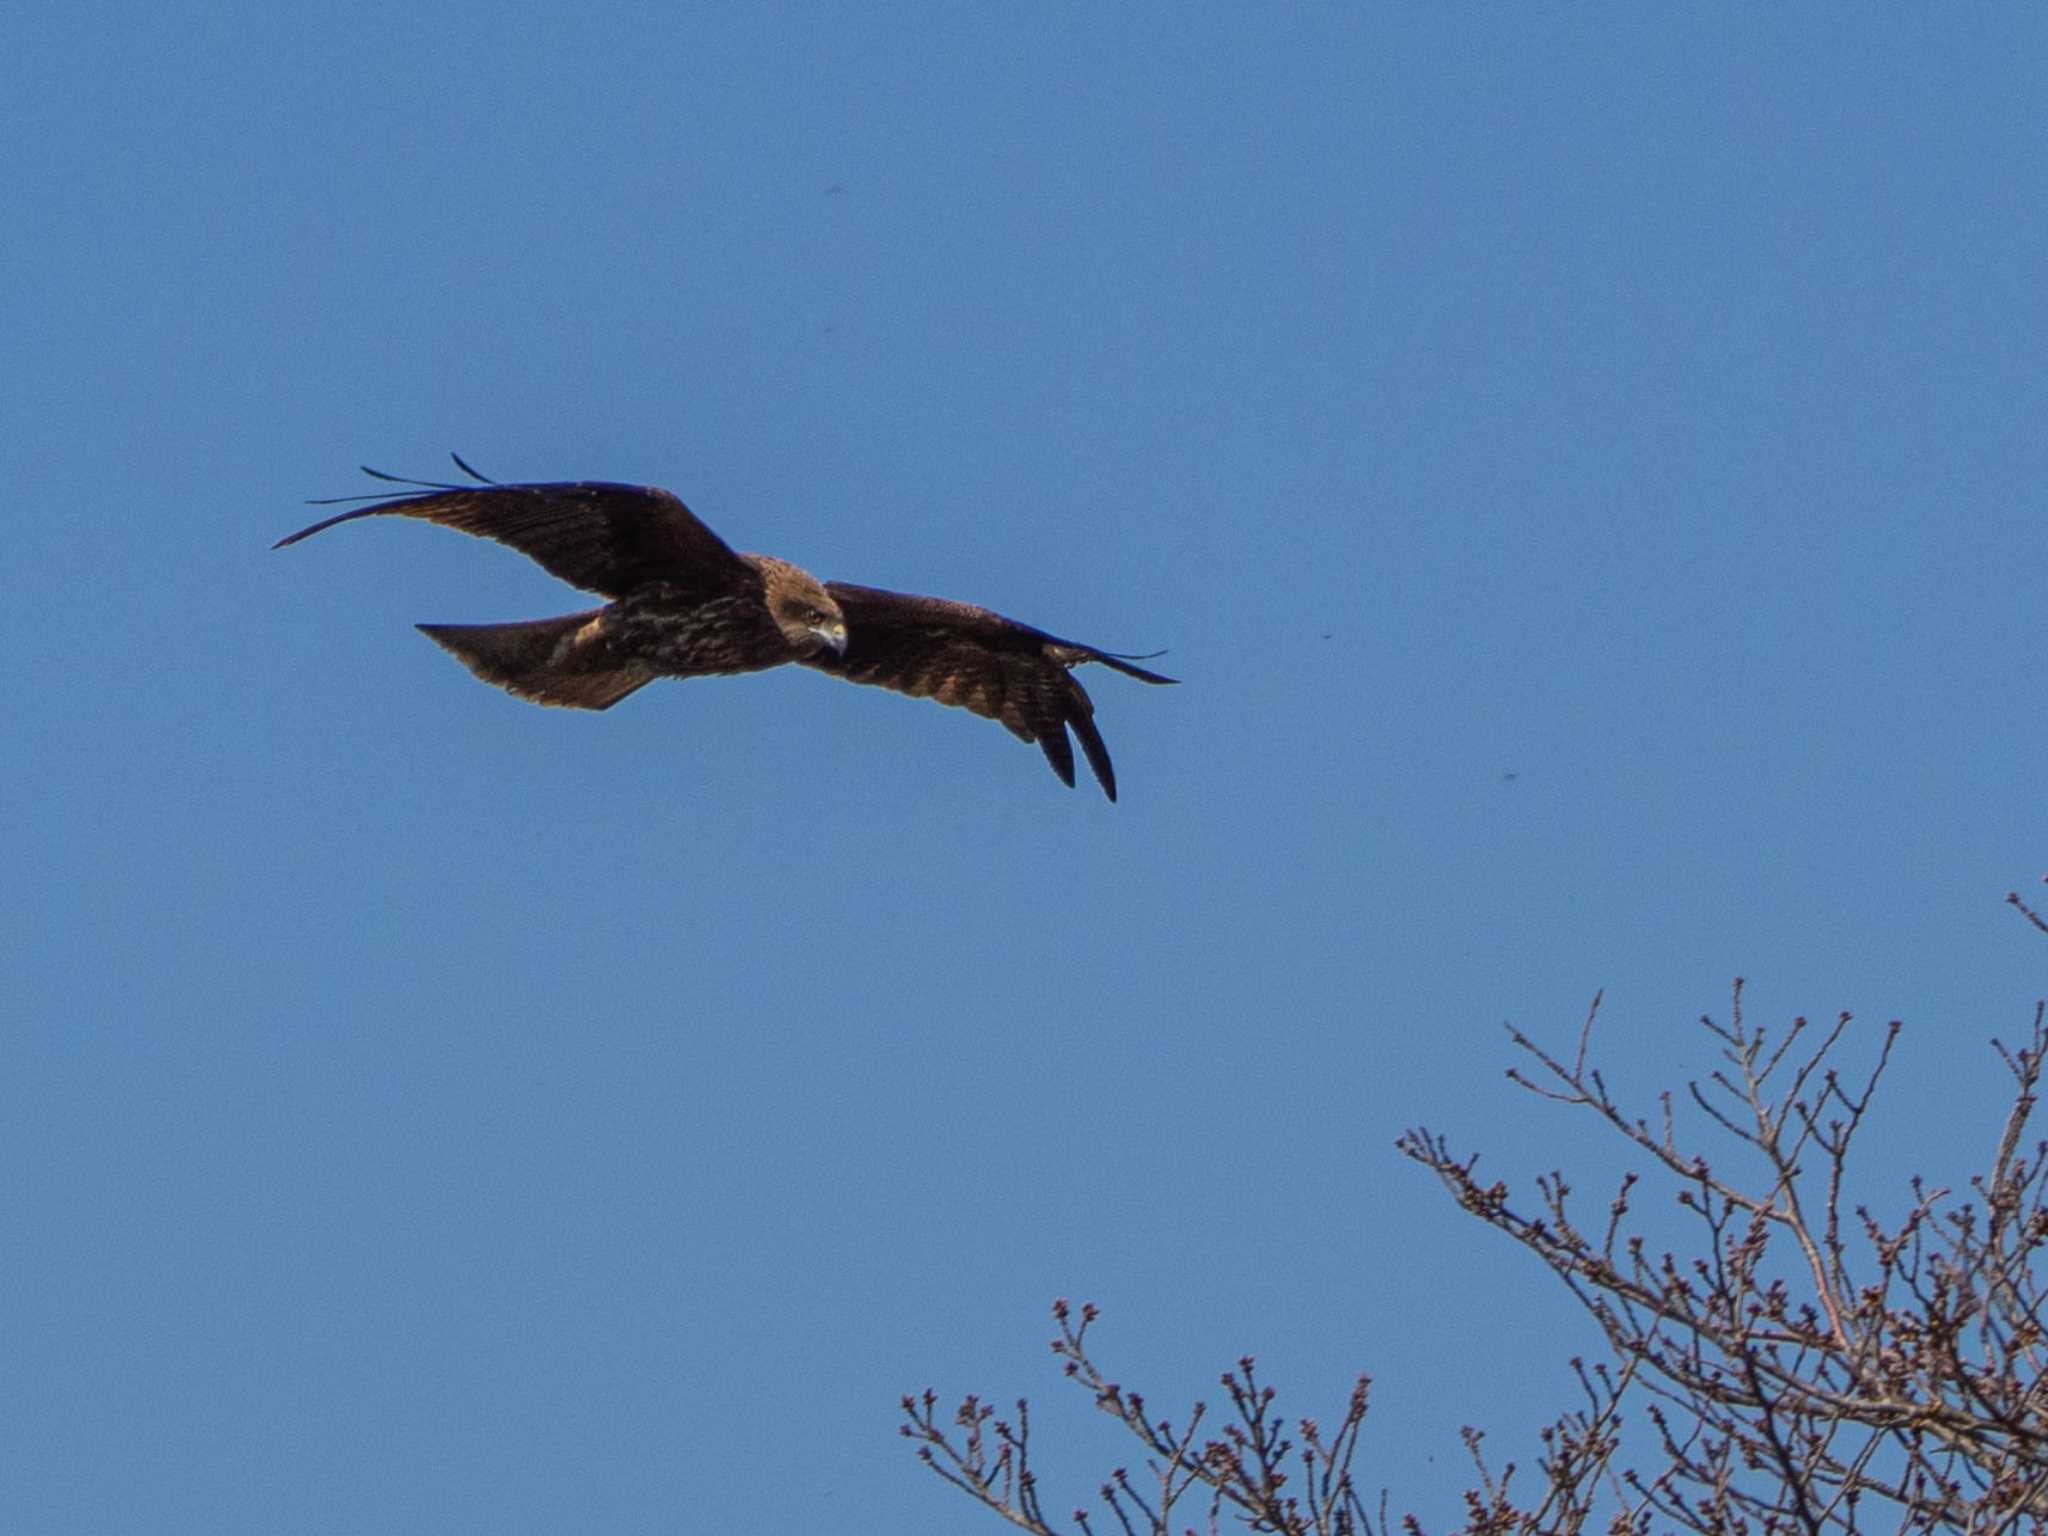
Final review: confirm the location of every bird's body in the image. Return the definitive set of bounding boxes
[597,582,788,677]
[276,460,1174,798]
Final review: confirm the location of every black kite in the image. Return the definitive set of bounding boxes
[276,458,1175,799]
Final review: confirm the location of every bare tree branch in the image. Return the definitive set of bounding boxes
[910,902,2048,1536]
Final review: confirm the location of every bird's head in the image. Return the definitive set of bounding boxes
[751,556,849,659]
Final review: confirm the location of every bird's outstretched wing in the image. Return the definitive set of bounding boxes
[803,582,1175,800]
[275,462,754,601]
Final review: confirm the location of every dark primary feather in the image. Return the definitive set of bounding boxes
[802,582,1177,800]
[275,475,754,602]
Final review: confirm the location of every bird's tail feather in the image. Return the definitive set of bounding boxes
[416,610,654,711]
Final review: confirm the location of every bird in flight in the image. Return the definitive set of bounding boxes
[276,457,1175,799]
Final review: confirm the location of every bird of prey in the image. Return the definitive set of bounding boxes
[276,457,1175,799]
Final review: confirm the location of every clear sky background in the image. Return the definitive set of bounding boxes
[6,6,2045,1532]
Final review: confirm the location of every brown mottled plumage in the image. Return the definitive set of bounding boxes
[275,458,1175,799]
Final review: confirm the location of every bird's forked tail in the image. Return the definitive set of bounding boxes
[415,610,655,711]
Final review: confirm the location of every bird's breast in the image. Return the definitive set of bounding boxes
[605,586,790,677]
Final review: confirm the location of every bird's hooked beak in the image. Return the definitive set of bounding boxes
[813,619,849,657]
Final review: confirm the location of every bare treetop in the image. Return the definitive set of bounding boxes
[908,903,2048,1534]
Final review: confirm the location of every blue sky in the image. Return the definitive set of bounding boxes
[6,5,2046,1531]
